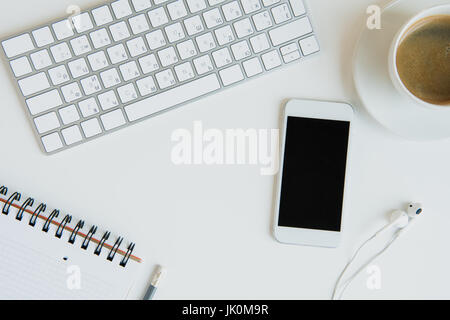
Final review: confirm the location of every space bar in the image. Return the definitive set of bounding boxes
[125,74,221,122]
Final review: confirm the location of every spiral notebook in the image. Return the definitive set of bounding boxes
[0,183,142,299]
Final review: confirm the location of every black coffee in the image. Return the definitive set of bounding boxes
[396,15,450,105]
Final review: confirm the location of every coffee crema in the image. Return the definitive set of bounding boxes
[396,15,450,106]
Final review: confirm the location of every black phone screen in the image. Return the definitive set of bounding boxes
[278,116,350,232]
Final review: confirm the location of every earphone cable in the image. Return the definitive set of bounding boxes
[332,224,385,300]
[332,230,401,300]
[332,223,402,300]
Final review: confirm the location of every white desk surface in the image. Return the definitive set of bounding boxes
[1,0,449,300]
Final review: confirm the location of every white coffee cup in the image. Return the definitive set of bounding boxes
[388,4,450,109]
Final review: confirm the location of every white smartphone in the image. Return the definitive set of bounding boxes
[273,99,354,248]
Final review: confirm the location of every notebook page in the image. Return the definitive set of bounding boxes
[0,195,141,300]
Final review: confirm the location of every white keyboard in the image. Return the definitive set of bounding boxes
[2,0,319,154]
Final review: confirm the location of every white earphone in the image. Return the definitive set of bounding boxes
[375,202,423,236]
[332,202,423,300]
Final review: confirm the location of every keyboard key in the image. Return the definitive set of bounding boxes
[92,6,113,26]
[283,50,301,63]
[215,25,235,45]
[88,51,109,71]
[165,23,186,43]
[158,47,179,67]
[193,55,213,74]
[18,73,50,96]
[252,11,272,31]
[125,74,221,121]
[61,82,82,102]
[90,28,111,48]
[203,9,224,29]
[119,61,141,81]
[219,64,244,85]
[272,4,291,24]
[196,32,216,52]
[243,57,263,77]
[117,83,138,103]
[222,1,242,21]
[81,75,102,95]
[81,118,102,138]
[137,75,158,95]
[34,112,60,133]
[2,34,34,58]
[98,91,119,110]
[289,0,306,16]
[231,40,251,60]
[139,54,160,73]
[26,90,63,115]
[174,62,195,82]
[280,42,298,55]
[167,0,188,20]
[49,65,71,85]
[32,27,54,47]
[212,48,232,68]
[59,104,80,124]
[79,97,100,117]
[261,49,281,69]
[233,18,254,38]
[100,68,121,89]
[148,7,169,27]
[208,0,226,5]
[73,12,94,33]
[62,125,83,145]
[70,35,92,56]
[269,17,312,46]
[50,43,72,63]
[262,0,280,6]
[184,16,204,36]
[177,40,197,60]
[10,57,32,77]
[299,35,319,56]
[107,44,129,64]
[240,0,261,14]
[41,132,63,152]
[127,37,148,57]
[129,14,150,35]
[146,30,167,50]
[186,0,206,13]
[101,109,126,130]
[280,42,300,63]
[132,0,152,11]
[250,33,270,53]
[52,20,74,40]
[155,69,176,89]
[112,0,133,19]
[30,49,52,70]
[110,21,131,42]
[68,58,89,78]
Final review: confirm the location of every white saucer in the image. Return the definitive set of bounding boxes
[353,0,450,141]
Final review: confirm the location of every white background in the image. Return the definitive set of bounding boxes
[1,0,449,299]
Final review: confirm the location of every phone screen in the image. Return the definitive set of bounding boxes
[278,116,350,232]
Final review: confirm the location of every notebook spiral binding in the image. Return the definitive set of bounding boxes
[0,184,137,267]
